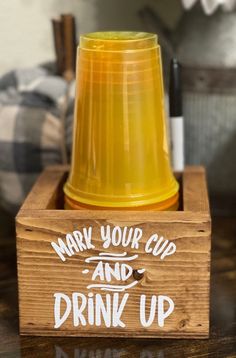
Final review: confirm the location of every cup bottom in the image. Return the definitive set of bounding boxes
[64,192,179,211]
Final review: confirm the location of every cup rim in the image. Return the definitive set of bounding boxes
[64,179,179,209]
[80,31,158,53]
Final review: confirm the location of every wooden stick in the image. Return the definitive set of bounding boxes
[51,18,64,76]
[61,14,77,81]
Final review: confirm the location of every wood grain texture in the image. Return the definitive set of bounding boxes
[16,166,211,338]
[182,66,236,94]
[1,216,235,357]
[183,166,210,212]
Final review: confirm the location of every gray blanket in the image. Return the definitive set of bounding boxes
[0,67,74,213]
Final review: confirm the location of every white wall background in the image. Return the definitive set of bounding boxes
[1,1,236,74]
[0,0,182,75]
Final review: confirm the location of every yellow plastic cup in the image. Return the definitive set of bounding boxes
[64,31,179,209]
[64,192,179,211]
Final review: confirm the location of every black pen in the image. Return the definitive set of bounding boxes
[169,58,184,171]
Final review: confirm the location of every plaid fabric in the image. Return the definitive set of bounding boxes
[1,66,235,215]
[0,66,74,213]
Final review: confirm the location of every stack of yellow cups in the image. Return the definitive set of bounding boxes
[64,31,179,210]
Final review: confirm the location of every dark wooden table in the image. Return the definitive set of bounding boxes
[0,213,235,358]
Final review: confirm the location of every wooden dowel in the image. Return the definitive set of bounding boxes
[51,18,64,76]
[61,14,77,81]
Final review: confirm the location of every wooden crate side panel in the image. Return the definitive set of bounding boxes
[19,168,67,211]
[18,166,209,213]
[183,167,210,212]
[16,216,210,338]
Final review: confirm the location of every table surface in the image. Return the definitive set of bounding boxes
[0,215,235,358]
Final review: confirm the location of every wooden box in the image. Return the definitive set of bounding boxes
[16,166,211,338]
